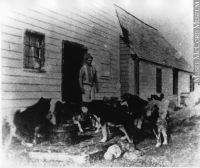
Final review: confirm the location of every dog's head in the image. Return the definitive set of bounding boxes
[145,100,159,117]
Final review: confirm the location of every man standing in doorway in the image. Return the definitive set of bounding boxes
[79,53,99,102]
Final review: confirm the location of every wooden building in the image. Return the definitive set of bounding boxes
[1,1,192,116]
[116,5,193,103]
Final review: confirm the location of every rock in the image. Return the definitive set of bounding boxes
[104,144,122,161]
[123,150,142,161]
[104,151,114,161]
[118,141,135,152]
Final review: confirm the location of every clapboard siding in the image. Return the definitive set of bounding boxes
[1,32,23,42]
[40,8,117,40]
[1,50,22,60]
[2,84,60,92]
[28,8,118,43]
[2,91,60,100]
[1,58,61,73]
[1,2,120,115]
[7,16,117,53]
[1,40,23,52]
[16,8,118,45]
[2,75,61,86]
[120,38,130,94]
[2,67,61,80]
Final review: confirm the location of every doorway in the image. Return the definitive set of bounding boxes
[62,40,87,103]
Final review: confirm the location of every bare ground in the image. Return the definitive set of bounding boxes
[1,105,200,167]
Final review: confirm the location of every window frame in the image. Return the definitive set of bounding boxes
[23,30,45,72]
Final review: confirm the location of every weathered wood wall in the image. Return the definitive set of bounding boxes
[119,37,129,95]
[1,1,120,116]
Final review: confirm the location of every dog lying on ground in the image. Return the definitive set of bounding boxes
[2,97,56,150]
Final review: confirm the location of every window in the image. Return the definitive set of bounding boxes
[190,75,194,92]
[24,30,45,71]
[156,68,162,93]
[173,69,178,95]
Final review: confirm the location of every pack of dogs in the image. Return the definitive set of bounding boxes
[2,93,173,151]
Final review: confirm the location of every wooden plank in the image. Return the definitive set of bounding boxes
[36,6,118,39]
[6,14,119,55]
[89,1,116,25]
[1,75,61,86]
[1,57,22,67]
[1,24,23,36]
[1,50,22,59]
[12,12,117,49]
[27,8,118,47]
[46,36,62,48]
[1,40,23,53]
[45,5,118,34]
[2,67,62,80]
[28,152,88,164]
[1,32,23,43]
[6,17,110,52]
[2,66,62,77]
[69,6,118,34]
[1,58,61,73]
[1,91,61,100]
[2,83,60,92]
[46,43,61,53]
[1,59,61,73]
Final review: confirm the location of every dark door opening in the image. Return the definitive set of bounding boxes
[62,41,87,103]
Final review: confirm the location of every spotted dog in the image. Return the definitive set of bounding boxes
[54,101,93,133]
[146,98,170,147]
[82,99,134,143]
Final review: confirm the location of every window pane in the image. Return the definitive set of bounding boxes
[24,46,30,68]
[24,35,30,45]
[30,46,35,57]
[24,45,30,56]
[30,36,36,46]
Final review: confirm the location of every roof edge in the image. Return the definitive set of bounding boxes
[139,57,193,74]
[114,4,158,31]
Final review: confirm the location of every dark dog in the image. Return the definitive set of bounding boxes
[2,97,55,150]
[121,93,149,129]
[147,93,164,101]
[82,99,135,143]
[54,101,92,133]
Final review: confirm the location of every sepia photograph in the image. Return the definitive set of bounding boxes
[0,0,200,167]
